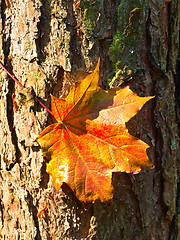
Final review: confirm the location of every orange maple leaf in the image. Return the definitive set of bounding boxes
[38,59,154,202]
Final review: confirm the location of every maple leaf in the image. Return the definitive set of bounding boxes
[38,60,154,202]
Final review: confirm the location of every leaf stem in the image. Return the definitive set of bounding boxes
[35,96,54,116]
[0,61,25,89]
[0,61,54,117]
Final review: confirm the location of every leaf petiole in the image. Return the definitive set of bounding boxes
[0,61,25,89]
[0,61,54,117]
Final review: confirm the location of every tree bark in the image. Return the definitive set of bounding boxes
[0,0,179,239]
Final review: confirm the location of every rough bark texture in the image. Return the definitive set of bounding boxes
[0,0,179,239]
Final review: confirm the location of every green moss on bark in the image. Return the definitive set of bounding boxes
[80,0,101,37]
[108,0,150,86]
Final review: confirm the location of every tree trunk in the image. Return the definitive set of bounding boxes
[0,0,179,239]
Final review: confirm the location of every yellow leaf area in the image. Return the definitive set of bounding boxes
[38,59,154,202]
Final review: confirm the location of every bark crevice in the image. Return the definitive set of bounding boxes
[2,1,21,170]
[26,191,42,240]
